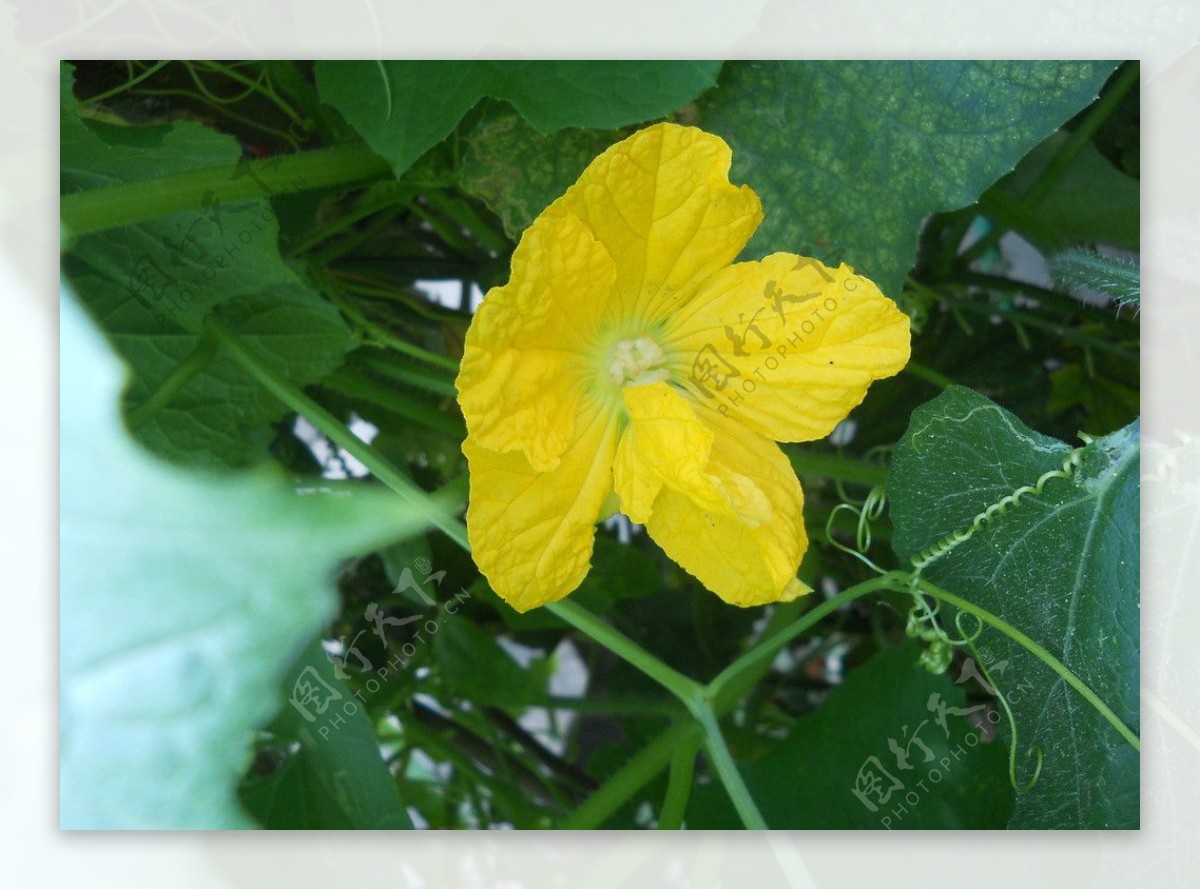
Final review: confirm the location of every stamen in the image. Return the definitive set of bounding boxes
[607,337,669,386]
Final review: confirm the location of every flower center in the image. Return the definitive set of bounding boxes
[607,336,670,387]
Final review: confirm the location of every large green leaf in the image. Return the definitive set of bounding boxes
[239,641,412,829]
[685,642,1014,828]
[887,386,1139,828]
[60,62,355,468]
[316,60,722,177]
[697,61,1118,297]
[60,287,430,829]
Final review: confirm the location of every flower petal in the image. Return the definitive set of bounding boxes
[552,122,763,322]
[464,399,619,613]
[664,253,911,442]
[457,213,617,471]
[613,381,807,608]
[613,380,769,527]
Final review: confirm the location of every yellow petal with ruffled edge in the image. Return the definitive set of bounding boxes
[464,398,619,613]
[628,392,810,608]
[613,380,769,527]
[663,253,911,443]
[457,213,617,471]
[551,123,763,322]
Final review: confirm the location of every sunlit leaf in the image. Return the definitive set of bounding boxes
[60,286,429,828]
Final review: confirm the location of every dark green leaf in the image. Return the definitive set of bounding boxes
[316,61,722,177]
[239,641,412,829]
[887,386,1139,828]
[60,287,432,829]
[698,61,1118,297]
[686,642,1014,828]
[984,136,1140,251]
[434,617,546,706]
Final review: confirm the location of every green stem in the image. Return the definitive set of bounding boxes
[329,275,461,325]
[322,368,464,438]
[195,60,308,128]
[693,705,767,829]
[355,350,458,395]
[785,449,889,487]
[547,600,702,706]
[657,734,701,829]
[125,334,218,428]
[911,576,1140,751]
[915,278,1138,363]
[707,573,902,713]
[560,721,701,829]
[286,186,413,258]
[82,60,173,104]
[422,189,512,257]
[954,271,1135,330]
[61,142,391,237]
[205,316,469,548]
[904,361,953,391]
[1023,62,1139,210]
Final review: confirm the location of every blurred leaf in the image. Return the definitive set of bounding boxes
[60,62,355,468]
[60,286,432,828]
[316,60,722,177]
[686,642,1014,828]
[460,104,626,239]
[888,386,1139,828]
[239,641,412,829]
[698,61,1118,297]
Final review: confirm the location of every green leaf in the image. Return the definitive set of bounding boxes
[697,61,1118,297]
[685,642,1014,828]
[984,136,1140,251]
[316,61,722,177]
[60,286,432,829]
[887,386,1139,828]
[239,642,412,829]
[60,62,356,468]
[459,104,627,240]
[434,617,547,706]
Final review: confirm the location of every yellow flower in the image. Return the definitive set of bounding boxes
[456,123,910,612]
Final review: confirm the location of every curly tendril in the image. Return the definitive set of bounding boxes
[910,434,1094,574]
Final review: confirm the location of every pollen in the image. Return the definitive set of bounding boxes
[607,337,670,387]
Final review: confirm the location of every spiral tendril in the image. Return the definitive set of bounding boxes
[910,434,1093,575]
